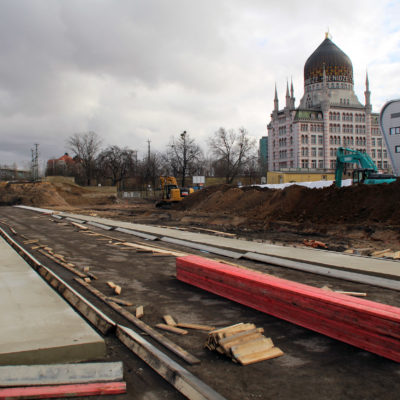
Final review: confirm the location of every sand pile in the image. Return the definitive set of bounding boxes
[178,181,400,226]
[0,182,116,208]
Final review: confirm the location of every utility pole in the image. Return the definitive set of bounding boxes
[147,139,151,161]
[31,143,39,182]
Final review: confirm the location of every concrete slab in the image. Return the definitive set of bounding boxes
[0,236,106,365]
[0,362,123,387]
[57,211,400,279]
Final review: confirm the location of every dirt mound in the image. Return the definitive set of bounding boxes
[178,181,400,226]
[0,182,116,208]
[0,182,69,207]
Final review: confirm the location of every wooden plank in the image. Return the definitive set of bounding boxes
[156,324,188,335]
[230,337,274,359]
[176,255,400,362]
[75,278,200,365]
[23,239,39,244]
[0,362,123,387]
[335,291,367,297]
[121,241,187,257]
[236,346,284,365]
[38,249,87,278]
[163,315,177,326]
[176,323,215,331]
[70,222,88,230]
[107,281,116,289]
[0,381,126,398]
[114,285,122,295]
[107,297,133,307]
[219,329,264,352]
[135,305,144,318]
[117,326,226,400]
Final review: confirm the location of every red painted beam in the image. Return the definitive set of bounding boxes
[176,255,400,362]
[0,381,126,399]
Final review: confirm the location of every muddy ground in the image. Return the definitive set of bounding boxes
[2,180,399,253]
[1,207,400,400]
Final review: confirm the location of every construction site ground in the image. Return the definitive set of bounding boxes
[1,181,400,399]
[1,204,400,400]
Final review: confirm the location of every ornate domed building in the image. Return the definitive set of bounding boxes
[267,35,391,173]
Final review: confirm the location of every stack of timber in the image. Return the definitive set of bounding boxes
[205,323,283,365]
[176,255,400,362]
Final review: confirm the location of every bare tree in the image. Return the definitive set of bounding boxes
[137,152,163,189]
[96,146,137,187]
[165,131,203,187]
[67,131,102,185]
[208,127,256,184]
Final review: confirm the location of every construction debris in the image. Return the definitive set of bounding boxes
[177,255,400,362]
[205,323,283,365]
[107,297,133,307]
[135,306,144,318]
[163,315,177,326]
[303,239,328,249]
[371,248,392,257]
[175,323,216,331]
[155,324,188,335]
[321,286,367,297]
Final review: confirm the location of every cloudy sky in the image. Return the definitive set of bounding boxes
[1,0,399,169]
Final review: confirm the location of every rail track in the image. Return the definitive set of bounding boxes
[1,206,400,400]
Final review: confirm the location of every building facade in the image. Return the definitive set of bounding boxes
[267,35,391,173]
[380,99,400,176]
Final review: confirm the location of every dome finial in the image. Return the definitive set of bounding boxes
[325,29,331,40]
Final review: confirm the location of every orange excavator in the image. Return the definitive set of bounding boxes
[156,176,194,208]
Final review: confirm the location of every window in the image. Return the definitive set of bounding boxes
[372,149,376,158]
[390,126,400,135]
[318,135,323,144]
[318,147,323,157]
[395,146,400,153]
[378,138,382,146]
[311,147,316,156]
[318,160,323,168]
[372,138,376,146]
[301,124,308,132]
[311,135,316,144]
[311,160,317,168]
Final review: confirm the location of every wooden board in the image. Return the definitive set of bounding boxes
[156,324,188,335]
[163,315,177,326]
[176,323,215,331]
[0,381,126,398]
[75,278,199,365]
[177,255,400,362]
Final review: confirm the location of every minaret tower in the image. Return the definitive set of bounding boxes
[290,78,295,109]
[365,71,372,112]
[285,81,290,109]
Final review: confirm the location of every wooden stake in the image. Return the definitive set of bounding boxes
[163,315,177,326]
[135,305,144,318]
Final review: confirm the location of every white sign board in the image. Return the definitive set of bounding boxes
[192,176,205,184]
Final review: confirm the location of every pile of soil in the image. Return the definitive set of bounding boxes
[0,182,116,208]
[178,181,400,227]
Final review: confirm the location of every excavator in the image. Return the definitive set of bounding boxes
[156,176,194,208]
[335,147,396,187]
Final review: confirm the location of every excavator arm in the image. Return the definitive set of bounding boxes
[335,147,394,187]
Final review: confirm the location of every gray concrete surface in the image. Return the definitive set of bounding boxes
[0,236,105,365]
[57,211,400,279]
[0,362,123,386]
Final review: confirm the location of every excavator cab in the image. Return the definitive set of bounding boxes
[156,176,185,208]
